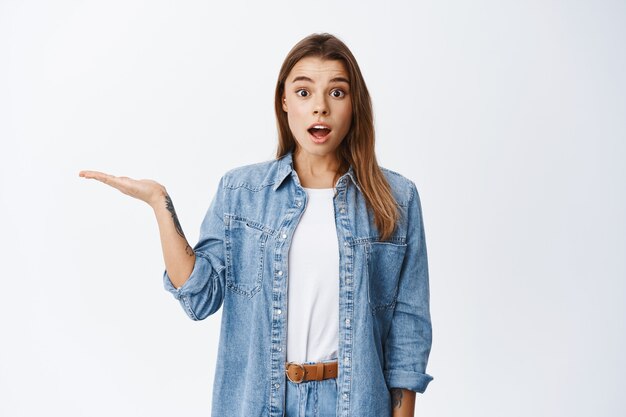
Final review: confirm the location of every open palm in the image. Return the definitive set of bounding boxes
[78,170,166,208]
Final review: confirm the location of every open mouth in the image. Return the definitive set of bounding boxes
[308,125,332,140]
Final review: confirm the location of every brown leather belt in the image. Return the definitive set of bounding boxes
[285,360,338,383]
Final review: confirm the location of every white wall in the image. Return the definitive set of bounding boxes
[1,1,624,416]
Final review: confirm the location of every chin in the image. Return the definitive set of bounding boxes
[295,141,340,157]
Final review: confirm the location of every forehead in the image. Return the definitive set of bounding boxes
[287,56,349,83]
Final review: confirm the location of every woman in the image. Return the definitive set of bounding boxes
[80,33,433,417]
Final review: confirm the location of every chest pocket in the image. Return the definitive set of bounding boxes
[225,216,271,298]
[365,241,408,313]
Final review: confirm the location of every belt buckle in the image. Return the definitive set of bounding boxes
[285,362,306,384]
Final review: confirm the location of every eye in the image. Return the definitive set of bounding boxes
[330,89,346,98]
[296,89,309,97]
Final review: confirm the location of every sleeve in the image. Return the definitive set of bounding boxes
[383,181,434,393]
[162,175,227,321]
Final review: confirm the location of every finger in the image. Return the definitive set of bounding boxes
[79,170,144,199]
[79,171,128,190]
[79,170,114,182]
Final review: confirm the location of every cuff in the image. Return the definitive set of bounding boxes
[162,252,213,299]
[384,369,434,393]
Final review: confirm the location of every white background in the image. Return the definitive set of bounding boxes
[1,1,625,416]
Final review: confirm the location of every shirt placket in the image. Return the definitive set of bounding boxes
[270,170,355,417]
[334,175,355,417]
[270,172,308,417]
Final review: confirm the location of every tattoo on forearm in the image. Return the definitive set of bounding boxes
[164,194,185,238]
[164,194,194,256]
[391,388,403,409]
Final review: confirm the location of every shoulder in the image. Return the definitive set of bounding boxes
[378,166,419,207]
[220,156,284,191]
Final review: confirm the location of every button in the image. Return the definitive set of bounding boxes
[277,270,283,276]
[344,357,350,365]
[344,241,349,246]
[281,233,287,239]
[343,393,348,399]
[345,319,350,326]
[340,208,346,214]
[296,201,302,207]
[276,309,282,315]
[277,346,282,351]
[275,383,280,388]
[346,278,352,284]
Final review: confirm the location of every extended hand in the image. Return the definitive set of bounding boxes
[78,170,166,208]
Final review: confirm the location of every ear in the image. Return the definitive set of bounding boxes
[282,95,288,112]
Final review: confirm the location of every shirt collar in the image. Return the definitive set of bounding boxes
[272,150,360,192]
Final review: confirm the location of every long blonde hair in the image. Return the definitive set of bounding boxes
[274,33,399,241]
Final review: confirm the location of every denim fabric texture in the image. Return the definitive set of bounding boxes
[163,150,433,417]
[285,359,338,417]
[286,378,337,417]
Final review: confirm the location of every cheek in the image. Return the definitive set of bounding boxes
[339,104,353,130]
[286,103,306,127]
[288,100,307,118]
[286,107,305,140]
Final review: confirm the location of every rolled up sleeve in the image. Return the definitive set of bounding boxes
[384,181,434,393]
[162,176,227,321]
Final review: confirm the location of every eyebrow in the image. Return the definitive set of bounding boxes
[290,75,350,85]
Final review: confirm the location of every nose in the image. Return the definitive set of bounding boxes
[313,95,329,116]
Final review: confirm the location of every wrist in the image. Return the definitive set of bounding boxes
[149,187,168,210]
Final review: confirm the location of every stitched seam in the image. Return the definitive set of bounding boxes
[180,295,198,321]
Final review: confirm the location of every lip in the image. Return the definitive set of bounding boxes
[308,130,331,144]
[307,122,332,131]
[307,122,332,144]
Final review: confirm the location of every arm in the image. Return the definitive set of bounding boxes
[79,170,226,319]
[384,181,434,406]
[78,170,195,287]
[391,388,416,417]
[153,192,196,289]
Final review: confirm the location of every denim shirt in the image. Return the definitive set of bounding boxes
[163,151,433,417]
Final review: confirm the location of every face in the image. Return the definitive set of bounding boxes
[282,56,352,160]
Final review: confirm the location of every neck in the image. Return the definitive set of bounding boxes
[292,148,340,188]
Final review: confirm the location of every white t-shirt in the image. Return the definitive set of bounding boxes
[286,187,339,363]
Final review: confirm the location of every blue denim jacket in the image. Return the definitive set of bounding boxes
[163,151,433,417]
